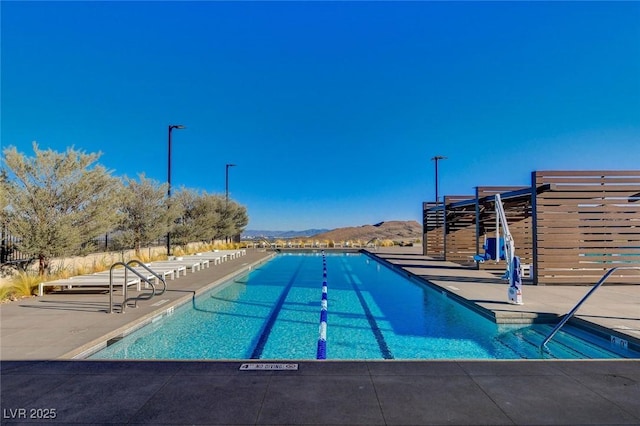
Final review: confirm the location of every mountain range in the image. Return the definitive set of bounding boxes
[242,220,422,242]
[241,229,330,239]
[313,220,422,242]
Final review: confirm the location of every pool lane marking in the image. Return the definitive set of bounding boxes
[340,258,394,360]
[316,251,328,360]
[249,257,307,359]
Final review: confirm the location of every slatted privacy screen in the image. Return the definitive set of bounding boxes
[422,202,444,257]
[444,195,477,265]
[533,171,640,285]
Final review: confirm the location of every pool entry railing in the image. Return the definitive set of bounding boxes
[108,260,165,314]
[127,259,167,295]
[316,251,328,359]
[540,266,640,350]
[256,237,278,252]
[365,238,380,249]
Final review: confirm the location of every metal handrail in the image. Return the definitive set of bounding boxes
[540,266,640,350]
[256,237,277,251]
[365,238,380,249]
[108,262,157,314]
[127,259,167,296]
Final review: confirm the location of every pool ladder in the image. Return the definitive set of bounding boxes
[108,260,167,314]
[540,266,640,350]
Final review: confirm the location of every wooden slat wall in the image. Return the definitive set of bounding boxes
[423,202,444,258]
[534,171,640,285]
[444,195,477,265]
[475,187,533,274]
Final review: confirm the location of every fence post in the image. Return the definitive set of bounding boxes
[0,223,6,264]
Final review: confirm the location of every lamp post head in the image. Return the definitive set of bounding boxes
[227,163,236,168]
[169,124,186,130]
[431,155,447,161]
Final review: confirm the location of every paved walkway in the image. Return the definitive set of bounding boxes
[1,247,639,425]
[2,359,639,425]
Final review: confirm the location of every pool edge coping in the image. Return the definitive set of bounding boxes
[62,252,277,360]
[68,250,640,360]
[362,250,640,354]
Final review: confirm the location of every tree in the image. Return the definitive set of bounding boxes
[189,193,223,242]
[0,170,8,228]
[3,143,121,275]
[0,170,8,213]
[170,188,200,248]
[192,194,248,242]
[221,199,249,242]
[171,190,248,246]
[171,190,226,245]
[116,174,175,256]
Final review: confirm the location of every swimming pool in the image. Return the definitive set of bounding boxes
[90,252,638,360]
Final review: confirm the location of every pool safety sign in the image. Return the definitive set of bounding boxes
[239,363,298,371]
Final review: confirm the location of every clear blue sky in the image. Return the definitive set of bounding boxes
[2,1,639,231]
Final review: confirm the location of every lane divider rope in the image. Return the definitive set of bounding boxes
[316,251,328,360]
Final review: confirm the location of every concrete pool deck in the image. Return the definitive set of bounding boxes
[1,247,639,425]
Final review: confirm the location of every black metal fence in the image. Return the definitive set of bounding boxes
[91,233,167,252]
[0,225,229,266]
[0,226,172,266]
[1,224,30,265]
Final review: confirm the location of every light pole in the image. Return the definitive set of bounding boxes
[431,156,446,206]
[167,124,186,256]
[225,163,236,205]
[431,155,446,231]
[225,164,236,244]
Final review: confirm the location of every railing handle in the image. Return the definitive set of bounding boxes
[540,266,640,350]
[109,262,157,314]
[127,259,167,295]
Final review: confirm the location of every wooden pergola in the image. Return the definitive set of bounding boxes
[423,170,640,285]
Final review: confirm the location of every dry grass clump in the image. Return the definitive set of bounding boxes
[171,246,186,256]
[210,242,239,251]
[0,263,91,301]
[92,256,112,273]
[170,242,239,257]
[0,271,42,301]
[135,252,159,263]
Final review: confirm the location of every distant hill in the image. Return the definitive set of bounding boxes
[241,229,330,239]
[312,220,422,243]
[242,221,422,242]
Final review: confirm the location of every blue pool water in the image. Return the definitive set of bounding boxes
[90,253,638,360]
